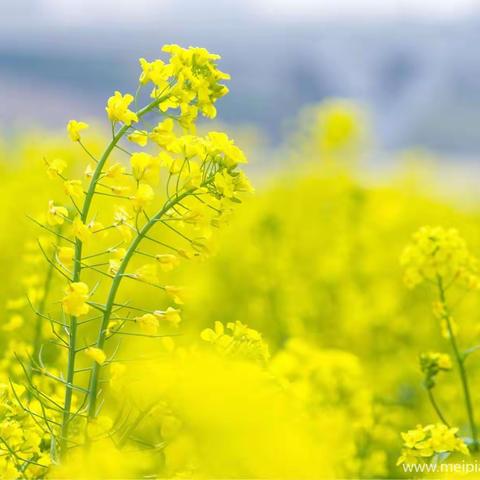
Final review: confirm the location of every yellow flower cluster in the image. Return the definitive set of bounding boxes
[20,43,255,475]
[401,226,480,289]
[397,423,469,465]
[419,352,452,388]
[201,321,270,364]
[270,339,388,477]
[0,384,52,478]
[140,44,230,121]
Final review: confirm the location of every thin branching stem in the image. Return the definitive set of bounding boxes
[86,174,216,418]
[437,275,478,450]
[60,94,169,457]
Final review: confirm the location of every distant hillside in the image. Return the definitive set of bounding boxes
[1,16,480,154]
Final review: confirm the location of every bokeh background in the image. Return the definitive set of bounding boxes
[2,2,480,478]
[2,0,480,156]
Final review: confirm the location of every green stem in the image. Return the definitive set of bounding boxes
[59,95,166,456]
[437,276,478,450]
[86,176,216,419]
[427,388,450,427]
[31,241,57,369]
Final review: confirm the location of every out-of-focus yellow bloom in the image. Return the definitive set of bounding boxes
[201,321,270,364]
[67,120,89,142]
[84,347,107,365]
[401,226,480,289]
[419,352,452,388]
[2,314,23,331]
[154,307,182,327]
[106,91,138,125]
[165,285,185,305]
[135,263,158,284]
[72,217,91,243]
[46,200,68,225]
[155,254,180,272]
[88,220,107,239]
[200,320,224,343]
[57,246,74,266]
[135,313,159,335]
[44,157,67,179]
[131,183,154,212]
[64,180,83,199]
[315,100,364,155]
[84,163,94,179]
[62,282,90,317]
[109,363,126,387]
[421,352,452,371]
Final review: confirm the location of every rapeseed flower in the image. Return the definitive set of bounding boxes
[62,282,90,317]
[67,120,89,142]
[106,91,138,125]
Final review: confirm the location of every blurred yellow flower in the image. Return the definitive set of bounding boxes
[131,183,154,212]
[85,347,107,365]
[67,120,89,142]
[46,200,68,225]
[135,313,159,335]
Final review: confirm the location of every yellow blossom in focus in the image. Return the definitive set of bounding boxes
[106,91,138,125]
[149,118,176,149]
[139,57,168,86]
[62,282,90,317]
[128,130,149,147]
[181,161,202,190]
[397,424,469,465]
[207,131,247,168]
[130,152,160,185]
[214,170,235,198]
[158,151,181,174]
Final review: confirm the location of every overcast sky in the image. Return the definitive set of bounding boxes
[3,0,480,26]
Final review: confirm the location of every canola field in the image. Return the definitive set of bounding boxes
[1,45,480,479]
